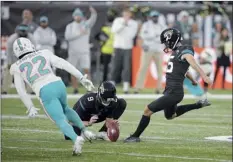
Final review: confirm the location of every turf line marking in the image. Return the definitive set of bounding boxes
[3,146,231,162]
[2,128,60,134]
[1,94,232,99]
[2,104,232,118]
[125,110,232,118]
[2,115,231,129]
[120,121,231,129]
[2,128,232,143]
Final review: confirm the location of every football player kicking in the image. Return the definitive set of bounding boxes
[10,37,96,155]
[64,81,127,141]
[124,28,212,142]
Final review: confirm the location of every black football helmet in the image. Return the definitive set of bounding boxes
[160,28,182,53]
[97,81,117,106]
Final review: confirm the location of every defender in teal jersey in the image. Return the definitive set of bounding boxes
[10,37,96,155]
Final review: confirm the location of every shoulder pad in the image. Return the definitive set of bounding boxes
[180,46,194,56]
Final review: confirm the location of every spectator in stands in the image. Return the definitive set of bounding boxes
[167,14,175,28]
[34,16,57,53]
[174,10,192,45]
[213,27,231,89]
[65,7,97,94]
[191,23,200,47]
[111,8,138,94]
[134,10,165,94]
[95,9,116,82]
[213,22,223,49]
[21,9,38,33]
[1,24,36,94]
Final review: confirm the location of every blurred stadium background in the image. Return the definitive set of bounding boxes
[1,1,232,93]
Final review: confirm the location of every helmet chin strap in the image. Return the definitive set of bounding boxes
[18,51,33,59]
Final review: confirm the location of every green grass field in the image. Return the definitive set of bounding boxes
[1,92,232,162]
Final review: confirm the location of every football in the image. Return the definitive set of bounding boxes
[107,122,120,142]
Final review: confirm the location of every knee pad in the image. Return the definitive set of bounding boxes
[118,98,127,110]
[112,98,127,120]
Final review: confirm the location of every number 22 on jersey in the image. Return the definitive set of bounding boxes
[19,55,51,84]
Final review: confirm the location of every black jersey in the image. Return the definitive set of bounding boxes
[73,92,118,121]
[164,45,194,94]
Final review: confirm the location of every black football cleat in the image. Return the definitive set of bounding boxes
[64,135,71,140]
[1,91,7,95]
[124,91,129,94]
[134,91,139,94]
[155,90,161,94]
[196,99,211,108]
[124,135,141,143]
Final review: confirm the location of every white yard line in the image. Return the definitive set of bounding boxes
[3,146,231,162]
[1,94,232,99]
[2,115,231,129]
[2,128,59,134]
[2,127,231,143]
[124,110,232,118]
[120,121,231,129]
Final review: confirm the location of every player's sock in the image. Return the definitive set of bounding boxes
[56,120,78,143]
[64,108,85,131]
[99,123,107,132]
[132,115,150,137]
[175,102,202,117]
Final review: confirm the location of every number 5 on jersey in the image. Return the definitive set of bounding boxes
[166,56,174,73]
[19,56,51,84]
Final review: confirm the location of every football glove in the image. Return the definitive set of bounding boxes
[80,74,95,91]
[88,115,99,126]
[26,107,40,118]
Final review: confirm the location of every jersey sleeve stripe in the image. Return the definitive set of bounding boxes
[181,49,194,55]
[79,100,86,111]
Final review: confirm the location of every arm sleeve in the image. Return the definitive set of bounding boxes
[64,24,82,41]
[180,47,195,61]
[86,11,97,28]
[13,73,34,111]
[49,54,84,81]
[111,18,125,34]
[181,49,194,56]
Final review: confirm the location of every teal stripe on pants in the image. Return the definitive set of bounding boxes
[40,80,85,143]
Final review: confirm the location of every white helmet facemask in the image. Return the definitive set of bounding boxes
[13,37,35,58]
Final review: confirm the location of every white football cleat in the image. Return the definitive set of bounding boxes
[96,132,110,141]
[81,130,96,142]
[72,136,84,156]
